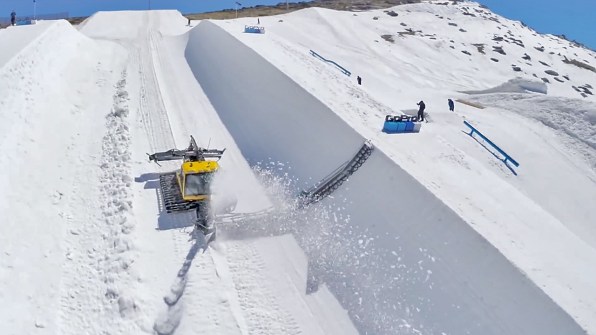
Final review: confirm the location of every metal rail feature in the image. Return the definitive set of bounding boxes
[464,120,519,168]
[309,50,352,76]
[299,140,373,207]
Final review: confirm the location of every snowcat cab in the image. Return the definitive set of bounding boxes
[148,136,225,238]
[178,160,218,202]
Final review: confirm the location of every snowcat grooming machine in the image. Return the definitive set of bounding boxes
[148,136,225,237]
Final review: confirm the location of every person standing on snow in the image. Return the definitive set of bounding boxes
[10,10,16,26]
[357,76,362,85]
[417,100,426,121]
[448,98,454,111]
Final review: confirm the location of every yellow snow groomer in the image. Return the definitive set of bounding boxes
[148,136,225,236]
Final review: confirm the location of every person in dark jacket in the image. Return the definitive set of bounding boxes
[10,10,16,26]
[417,100,426,121]
[448,98,454,111]
[357,76,362,85]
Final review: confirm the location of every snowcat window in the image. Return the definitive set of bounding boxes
[184,172,213,197]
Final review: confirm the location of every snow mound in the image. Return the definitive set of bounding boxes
[463,78,548,94]
[469,93,596,168]
[0,19,116,161]
[0,21,57,69]
[79,10,188,39]
[0,19,127,334]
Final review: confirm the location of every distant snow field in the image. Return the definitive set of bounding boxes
[1,1,595,335]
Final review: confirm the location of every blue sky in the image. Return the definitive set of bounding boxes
[1,0,594,49]
[0,0,304,17]
[478,0,596,50]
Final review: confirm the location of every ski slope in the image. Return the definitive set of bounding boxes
[0,1,595,334]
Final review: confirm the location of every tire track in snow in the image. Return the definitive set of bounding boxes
[133,26,199,331]
[225,240,302,335]
[153,223,195,335]
[144,26,253,335]
[154,225,246,335]
[137,26,176,151]
[149,25,305,334]
[175,244,251,335]
[133,25,194,334]
[153,228,197,335]
[136,18,301,335]
[131,23,224,334]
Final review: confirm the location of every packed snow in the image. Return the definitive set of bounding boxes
[0,1,595,334]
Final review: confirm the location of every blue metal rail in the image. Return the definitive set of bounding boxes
[309,50,351,76]
[464,121,519,168]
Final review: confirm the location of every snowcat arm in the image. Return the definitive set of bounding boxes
[148,136,226,163]
[148,149,188,162]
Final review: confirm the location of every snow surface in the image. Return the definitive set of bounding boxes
[1,1,595,334]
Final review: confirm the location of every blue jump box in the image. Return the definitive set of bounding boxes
[244,25,265,34]
[383,115,421,133]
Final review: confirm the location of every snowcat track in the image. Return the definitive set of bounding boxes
[158,172,199,213]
